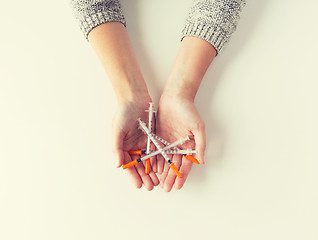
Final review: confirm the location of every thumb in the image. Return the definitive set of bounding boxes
[192,123,206,164]
[113,149,124,168]
[112,129,125,168]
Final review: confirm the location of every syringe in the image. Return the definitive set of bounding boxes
[123,135,189,170]
[128,149,196,155]
[138,118,184,178]
[151,133,200,164]
[144,102,155,174]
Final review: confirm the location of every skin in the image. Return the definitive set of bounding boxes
[88,22,159,190]
[155,37,217,191]
[87,22,217,191]
[112,99,159,190]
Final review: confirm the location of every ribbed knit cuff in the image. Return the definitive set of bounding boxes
[79,11,126,39]
[182,23,228,55]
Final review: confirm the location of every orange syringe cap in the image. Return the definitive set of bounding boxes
[169,163,182,178]
[122,159,139,169]
[185,155,200,164]
[128,150,144,155]
[145,159,150,174]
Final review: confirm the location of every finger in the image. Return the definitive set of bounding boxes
[148,171,160,186]
[162,155,182,192]
[192,124,206,164]
[135,161,155,191]
[159,160,170,188]
[151,157,157,173]
[113,150,125,168]
[157,154,165,174]
[112,128,124,168]
[162,169,176,192]
[141,154,160,186]
[124,153,142,188]
[150,143,157,173]
[126,167,143,189]
[174,156,193,190]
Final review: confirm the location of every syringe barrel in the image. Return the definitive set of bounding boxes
[137,118,151,134]
[150,135,170,162]
[146,103,154,155]
[165,149,196,155]
[152,134,170,146]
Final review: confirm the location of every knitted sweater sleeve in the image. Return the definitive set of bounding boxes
[182,0,246,54]
[70,0,245,53]
[70,0,126,38]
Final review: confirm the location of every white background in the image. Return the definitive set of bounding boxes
[1,0,318,239]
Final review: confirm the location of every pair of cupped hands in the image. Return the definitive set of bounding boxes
[112,92,206,192]
[87,23,215,192]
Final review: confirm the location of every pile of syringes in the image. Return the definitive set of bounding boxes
[122,103,200,178]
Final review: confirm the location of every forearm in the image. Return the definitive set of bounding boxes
[163,36,217,101]
[88,22,149,102]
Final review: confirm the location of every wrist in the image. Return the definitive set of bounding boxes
[115,78,151,105]
[163,71,199,102]
[116,86,151,105]
[117,92,152,120]
[163,86,196,103]
[163,36,217,102]
[111,72,150,103]
[161,87,194,105]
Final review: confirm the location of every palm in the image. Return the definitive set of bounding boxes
[155,95,205,192]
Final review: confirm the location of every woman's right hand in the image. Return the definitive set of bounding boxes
[112,97,159,190]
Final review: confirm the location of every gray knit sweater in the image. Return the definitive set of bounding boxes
[71,0,245,53]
